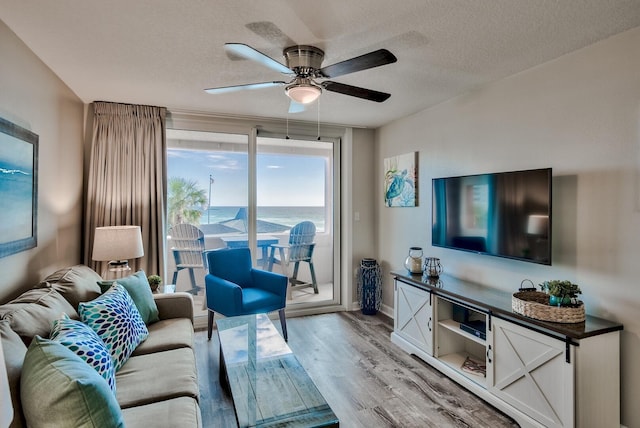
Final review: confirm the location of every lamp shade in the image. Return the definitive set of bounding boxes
[92,226,144,262]
[285,82,322,104]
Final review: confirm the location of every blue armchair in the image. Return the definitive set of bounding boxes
[205,247,288,341]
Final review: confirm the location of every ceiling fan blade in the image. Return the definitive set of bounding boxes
[321,81,391,102]
[319,49,397,78]
[204,81,285,95]
[224,43,294,75]
[288,100,306,114]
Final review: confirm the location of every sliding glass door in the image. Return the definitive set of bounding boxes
[256,136,335,304]
[166,127,338,322]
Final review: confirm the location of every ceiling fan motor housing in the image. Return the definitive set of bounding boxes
[283,45,324,77]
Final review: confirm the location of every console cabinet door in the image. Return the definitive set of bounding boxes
[394,281,433,355]
[489,318,574,428]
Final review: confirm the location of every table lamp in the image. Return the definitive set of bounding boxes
[92,226,144,279]
[0,338,13,428]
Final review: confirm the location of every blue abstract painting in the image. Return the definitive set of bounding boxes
[0,117,38,258]
[384,151,418,207]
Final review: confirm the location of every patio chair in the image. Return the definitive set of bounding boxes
[267,221,318,297]
[168,223,206,295]
[205,247,288,341]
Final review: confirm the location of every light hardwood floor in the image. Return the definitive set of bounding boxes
[194,311,519,428]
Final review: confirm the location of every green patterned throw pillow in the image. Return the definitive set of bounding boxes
[21,336,125,428]
[51,314,116,392]
[79,284,149,370]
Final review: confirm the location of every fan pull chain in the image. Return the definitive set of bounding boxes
[317,98,321,141]
[286,110,290,139]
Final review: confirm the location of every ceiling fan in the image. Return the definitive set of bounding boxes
[205,43,397,112]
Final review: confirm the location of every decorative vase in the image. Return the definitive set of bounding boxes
[404,247,423,274]
[424,257,443,278]
[357,258,382,315]
[549,295,571,307]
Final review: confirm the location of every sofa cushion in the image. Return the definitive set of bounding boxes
[1,320,27,428]
[115,347,199,408]
[0,287,78,345]
[132,318,194,356]
[115,270,159,325]
[79,284,148,371]
[40,264,103,309]
[21,336,125,428]
[121,397,202,428]
[51,314,116,393]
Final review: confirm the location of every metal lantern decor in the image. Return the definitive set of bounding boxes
[357,258,382,315]
[424,257,443,278]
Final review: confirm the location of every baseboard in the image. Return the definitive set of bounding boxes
[349,301,393,319]
[379,302,394,319]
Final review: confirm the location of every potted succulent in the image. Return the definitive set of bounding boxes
[539,280,581,306]
[147,275,162,292]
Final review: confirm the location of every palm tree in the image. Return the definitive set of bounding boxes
[167,177,207,227]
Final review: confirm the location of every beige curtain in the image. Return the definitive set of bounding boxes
[84,101,167,277]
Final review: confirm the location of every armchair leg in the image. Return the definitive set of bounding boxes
[208,310,215,340]
[278,309,288,342]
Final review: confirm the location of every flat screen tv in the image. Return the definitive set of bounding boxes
[432,168,551,265]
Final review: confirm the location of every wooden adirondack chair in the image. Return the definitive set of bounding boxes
[267,221,318,298]
[168,223,206,295]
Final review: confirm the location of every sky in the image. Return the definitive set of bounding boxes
[167,148,326,207]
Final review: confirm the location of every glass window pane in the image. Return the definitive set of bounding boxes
[257,137,334,305]
[167,129,248,318]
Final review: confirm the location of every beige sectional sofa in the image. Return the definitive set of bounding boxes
[0,265,202,428]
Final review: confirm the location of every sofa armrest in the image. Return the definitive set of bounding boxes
[153,292,194,324]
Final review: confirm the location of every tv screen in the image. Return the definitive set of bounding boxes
[432,168,551,265]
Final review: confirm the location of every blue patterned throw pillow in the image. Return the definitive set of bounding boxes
[79,284,149,371]
[50,314,116,393]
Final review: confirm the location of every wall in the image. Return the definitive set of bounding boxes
[376,26,640,426]
[349,128,377,307]
[0,20,85,301]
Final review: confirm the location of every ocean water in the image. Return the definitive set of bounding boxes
[201,206,326,231]
[0,162,34,240]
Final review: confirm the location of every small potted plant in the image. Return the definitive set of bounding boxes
[539,280,581,306]
[147,275,162,292]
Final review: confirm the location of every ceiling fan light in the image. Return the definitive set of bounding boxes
[285,83,322,104]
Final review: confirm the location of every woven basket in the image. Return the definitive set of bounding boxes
[512,291,585,323]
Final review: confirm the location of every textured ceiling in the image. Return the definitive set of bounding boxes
[1,0,639,128]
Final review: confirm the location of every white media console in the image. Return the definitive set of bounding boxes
[391,272,623,428]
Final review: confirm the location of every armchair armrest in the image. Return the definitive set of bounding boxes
[205,274,243,316]
[153,292,194,323]
[270,244,290,249]
[251,268,287,298]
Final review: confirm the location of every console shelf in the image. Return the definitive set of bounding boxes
[438,351,487,387]
[390,272,623,428]
[438,318,486,345]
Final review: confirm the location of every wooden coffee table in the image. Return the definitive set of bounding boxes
[217,313,339,428]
